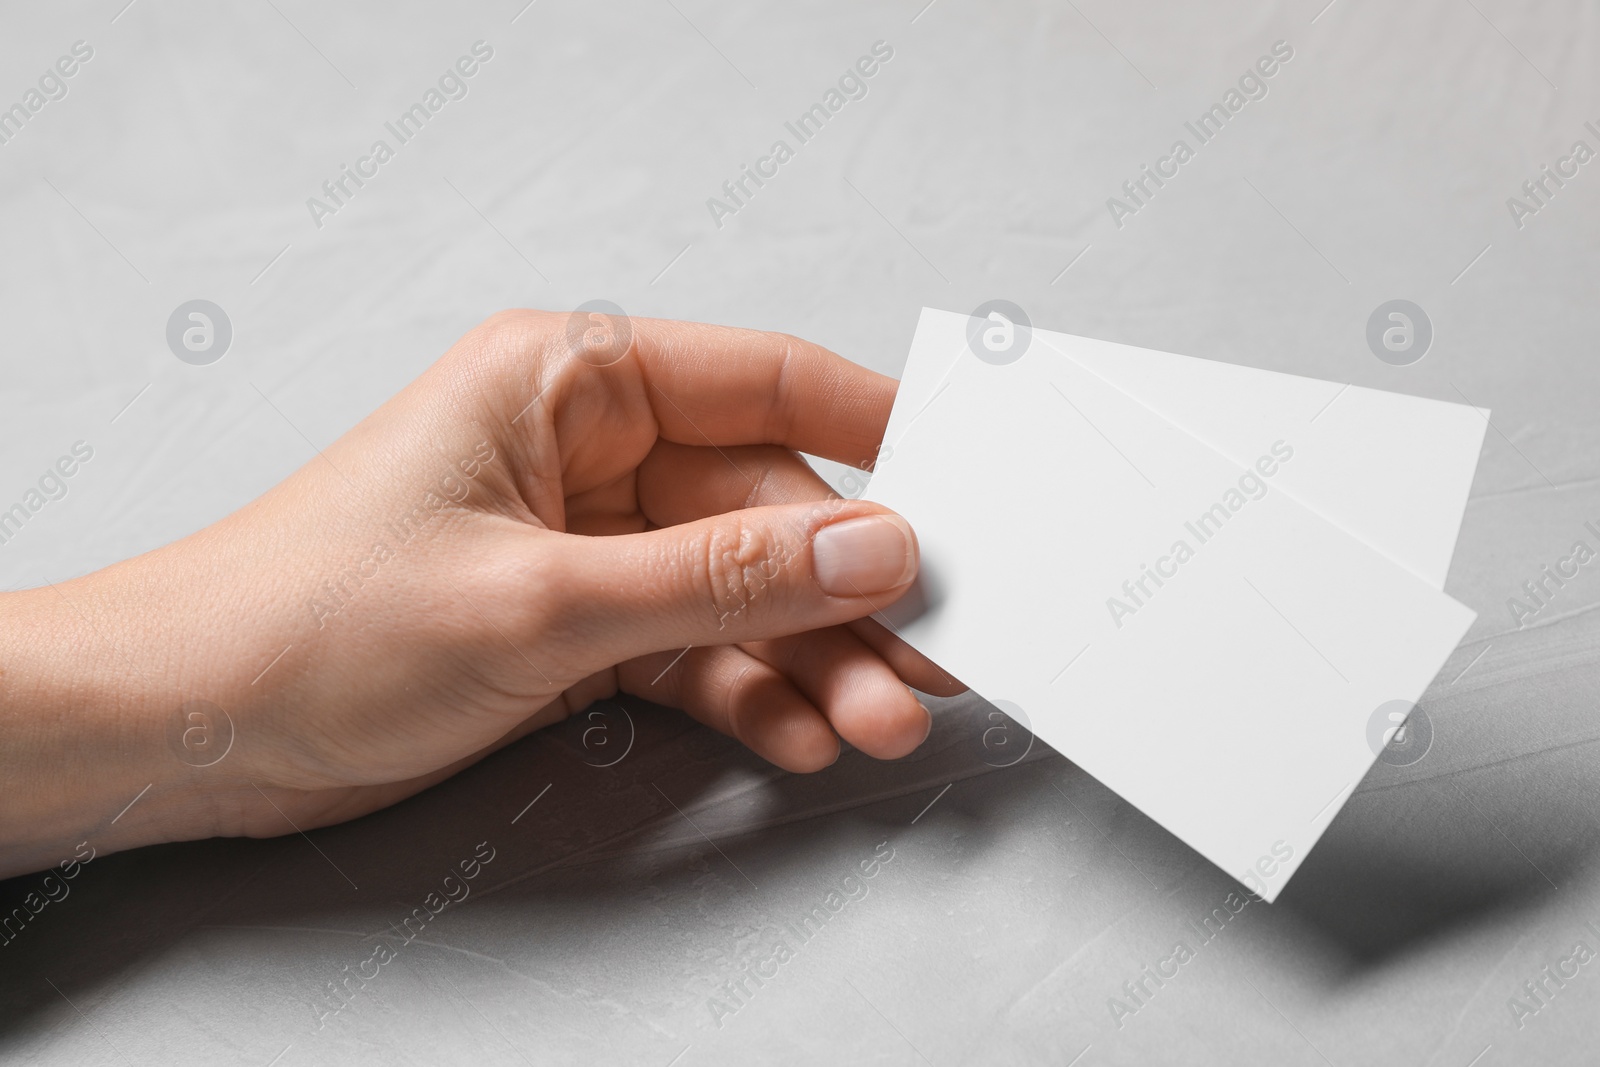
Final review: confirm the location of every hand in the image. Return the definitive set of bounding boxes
[0,310,962,877]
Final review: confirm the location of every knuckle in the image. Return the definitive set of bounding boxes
[480,307,554,337]
[766,334,803,441]
[455,548,562,649]
[698,517,791,630]
[469,309,539,356]
[451,309,559,376]
[500,551,567,635]
[719,659,764,743]
[442,310,580,427]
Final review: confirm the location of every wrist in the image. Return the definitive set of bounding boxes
[0,567,217,878]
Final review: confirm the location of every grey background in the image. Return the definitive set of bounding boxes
[1,0,1597,1063]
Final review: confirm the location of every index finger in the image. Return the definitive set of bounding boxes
[630,317,897,469]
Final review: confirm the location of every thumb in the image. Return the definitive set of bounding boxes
[550,499,919,663]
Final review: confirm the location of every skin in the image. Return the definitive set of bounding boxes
[0,310,963,879]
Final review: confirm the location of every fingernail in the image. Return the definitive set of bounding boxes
[921,703,933,743]
[813,514,917,597]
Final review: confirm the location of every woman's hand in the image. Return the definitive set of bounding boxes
[0,310,961,877]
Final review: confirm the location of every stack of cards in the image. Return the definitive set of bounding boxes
[865,308,1486,901]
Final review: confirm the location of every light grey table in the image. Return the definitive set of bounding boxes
[3,1,1598,1063]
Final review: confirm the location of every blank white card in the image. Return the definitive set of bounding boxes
[867,309,1477,900]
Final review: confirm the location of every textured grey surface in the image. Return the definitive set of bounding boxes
[2,0,1599,1063]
